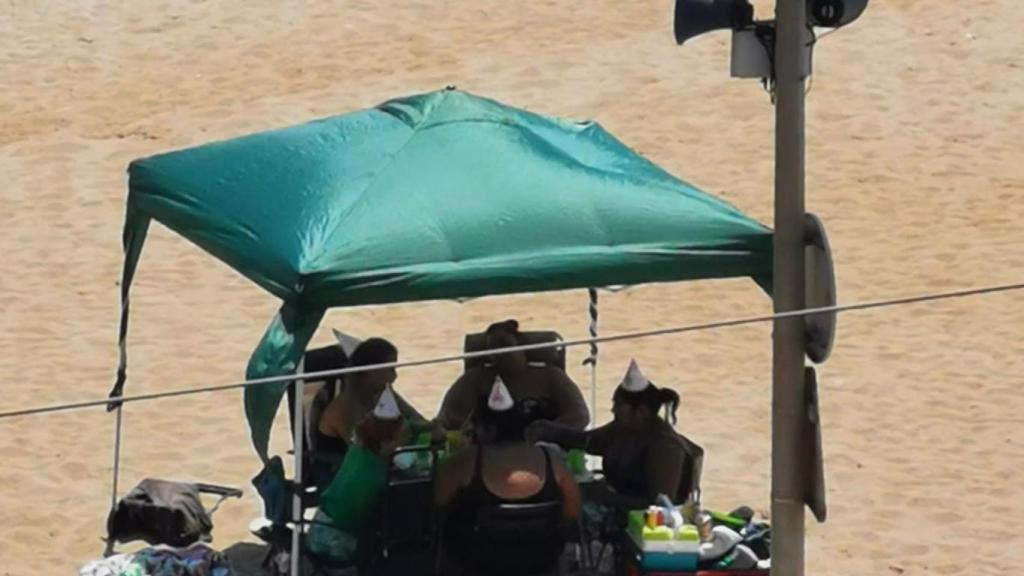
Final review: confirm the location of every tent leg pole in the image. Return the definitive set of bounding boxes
[291,374,305,576]
[590,367,597,429]
[587,287,599,430]
[104,405,124,557]
[772,0,808,575]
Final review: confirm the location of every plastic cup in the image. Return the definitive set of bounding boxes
[415,432,432,446]
[566,449,586,475]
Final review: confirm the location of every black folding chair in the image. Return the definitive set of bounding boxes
[106,478,242,554]
[365,446,440,576]
[440,499,572,576]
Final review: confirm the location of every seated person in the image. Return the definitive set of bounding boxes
[308,386,412,564]
[435,379,581,576]
[316,338,428,464]
[527,359,703,510]
[437,319,589,433]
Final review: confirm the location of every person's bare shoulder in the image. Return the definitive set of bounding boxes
[545,366,586,396]
[550,365,577,382]
[649,425,691,466]
[317,397,344,434]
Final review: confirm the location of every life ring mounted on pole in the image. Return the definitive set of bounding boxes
[803,212,836,364]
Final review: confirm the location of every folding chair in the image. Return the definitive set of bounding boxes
[463,330,566,371]
[440,499,571,576]
[106,478,242,553]
[365,445,440,576]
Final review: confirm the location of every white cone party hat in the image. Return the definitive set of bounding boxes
[618,359,651,393]
[487,376,515,412]
[373,385,401,420]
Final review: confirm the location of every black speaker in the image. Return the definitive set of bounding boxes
[808,0,869,28]
[674,0,755,45]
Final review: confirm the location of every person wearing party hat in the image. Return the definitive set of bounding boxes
[317,338,433,472]
[435,376,582,576]
[355,382,410,452]
[307,384,413,564]
[527,359,703,509]
[437,319,590,433]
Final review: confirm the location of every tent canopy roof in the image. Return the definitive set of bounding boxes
[126,88,771,308]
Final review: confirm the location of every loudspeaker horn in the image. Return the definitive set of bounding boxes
[674,0,755,45]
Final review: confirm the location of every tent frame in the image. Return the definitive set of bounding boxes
[103,89,816,576]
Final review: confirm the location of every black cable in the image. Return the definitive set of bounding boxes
[806,24,817,96]
[754,23,778,102]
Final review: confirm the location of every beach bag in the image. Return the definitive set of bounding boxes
[319,443,388,531]
[742,522,772,560]
[107,479,214,547]
[252,456,291,526]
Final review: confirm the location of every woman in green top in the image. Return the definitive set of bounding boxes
[308,386,413,564]
[313,338,441,489]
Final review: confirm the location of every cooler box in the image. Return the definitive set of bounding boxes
[626,511,700,572]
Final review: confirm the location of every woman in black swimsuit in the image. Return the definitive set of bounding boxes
[436,381,581,576]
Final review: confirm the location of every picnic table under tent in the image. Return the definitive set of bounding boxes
[109,87,776,572]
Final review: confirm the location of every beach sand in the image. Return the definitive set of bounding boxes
[1,1,1023,574]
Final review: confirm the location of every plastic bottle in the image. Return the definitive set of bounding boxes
[682,488,702,525]
[696,511,714,541]
[646,506,660,529]
[656,494,676,525]
[566,449,586,475]
[699,525,743,561]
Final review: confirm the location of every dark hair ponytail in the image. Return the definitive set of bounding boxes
[614,383,681,424]
[658,388,681,424]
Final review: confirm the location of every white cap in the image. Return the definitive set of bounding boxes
[372,385,401,420]
[618,359,651,393]
[487,376,515,412]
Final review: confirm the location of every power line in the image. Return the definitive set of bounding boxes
[1,281,1022,422]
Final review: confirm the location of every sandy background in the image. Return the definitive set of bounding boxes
[1,0,1023,574]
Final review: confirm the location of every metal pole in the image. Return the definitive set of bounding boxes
[104,405,124,557]
[772,0,808,574]
[586,287,599,429]
[590,368,598,428]
[291,361,305,576]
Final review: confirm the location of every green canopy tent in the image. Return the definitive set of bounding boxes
[110,87,772,469]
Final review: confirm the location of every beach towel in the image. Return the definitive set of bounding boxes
[79,554,134,576]
[129,544,232,576]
